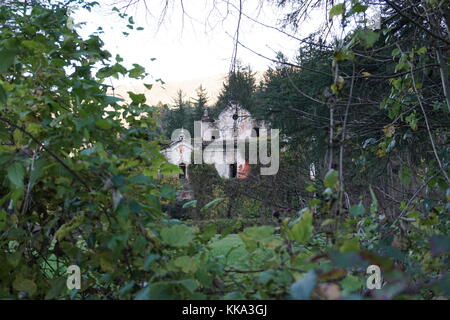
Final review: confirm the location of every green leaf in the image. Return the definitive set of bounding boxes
[178,279,199,293]
[143,254,159,270]
[29,157,46,187]
[7,162,25,188]
[160,163,181,176]
[134,287,150,300]
[340,238,360,253]
[127,91,146,104]
[369,185,378,214]
[128,64,146,79]
[357,29,379,48]
[341,275,363,295]
[349,202,365,216]
[44,276,67,299]
[160,184,176,200]
[95,119,112,129]
[0,49,15,72]
[199,224,216,242]
[334,49,354,61]
[417,47,427,55]
[201,197,225,211]
[182,200,197,209]
[104,96,124,104]
[399,166,413,186]
[405,112,418,131]
[290,270,317,300]
[22,40,47,51]
[391,48,400,57]
[0,84,7,105]
[351,2,368,13]
[329,3,344,20]
[289,210,313,243]
[128,174,154,186]
[240,226,274,241]
[119,281,136,298]
[240,225,275,250]
[13,277,37,296]
[160,224,195,247]
[174,256,200,273]
[54,215,84,241]
[324,169,339,188]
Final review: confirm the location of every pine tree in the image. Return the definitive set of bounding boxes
[213,64,257,116]
[192,85,208,121]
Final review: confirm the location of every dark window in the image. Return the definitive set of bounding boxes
[179,163,186,179]
[211,135,216,140]
[252,127,260,138]
[230,164,237,178]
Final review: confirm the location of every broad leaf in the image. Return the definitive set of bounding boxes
[290,270,317,300]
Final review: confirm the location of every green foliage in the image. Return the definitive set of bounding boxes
[286,210,313,243]
[324,169,339,189]
[0,0,218,300]
[1,0,449,301]
[160,225,195,247]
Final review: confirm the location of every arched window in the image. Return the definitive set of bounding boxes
[179,163,187,179]
[252,127,260,138]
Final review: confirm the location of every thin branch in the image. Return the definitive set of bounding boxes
[408,64,450,185]
[384,0,450,45]
[232,36,332,77]
[339,62,355,210]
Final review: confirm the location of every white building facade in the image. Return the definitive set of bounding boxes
[161,102,266,181]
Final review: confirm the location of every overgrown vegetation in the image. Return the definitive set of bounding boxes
[0,0,449,300]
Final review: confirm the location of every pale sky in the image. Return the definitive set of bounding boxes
[73,0,322,84]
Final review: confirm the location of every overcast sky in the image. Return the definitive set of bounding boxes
[73,0,323,84]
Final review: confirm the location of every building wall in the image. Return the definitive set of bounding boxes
[162,103,265,179]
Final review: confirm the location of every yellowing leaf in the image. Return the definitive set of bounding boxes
[383,125,395,137]
[376,149,386,157]
[54,215,84,241]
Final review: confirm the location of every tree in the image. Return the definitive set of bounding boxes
[212,65,257,116]
[159,89,193,138]
[192,85,208,120]
[1,0,449,301]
